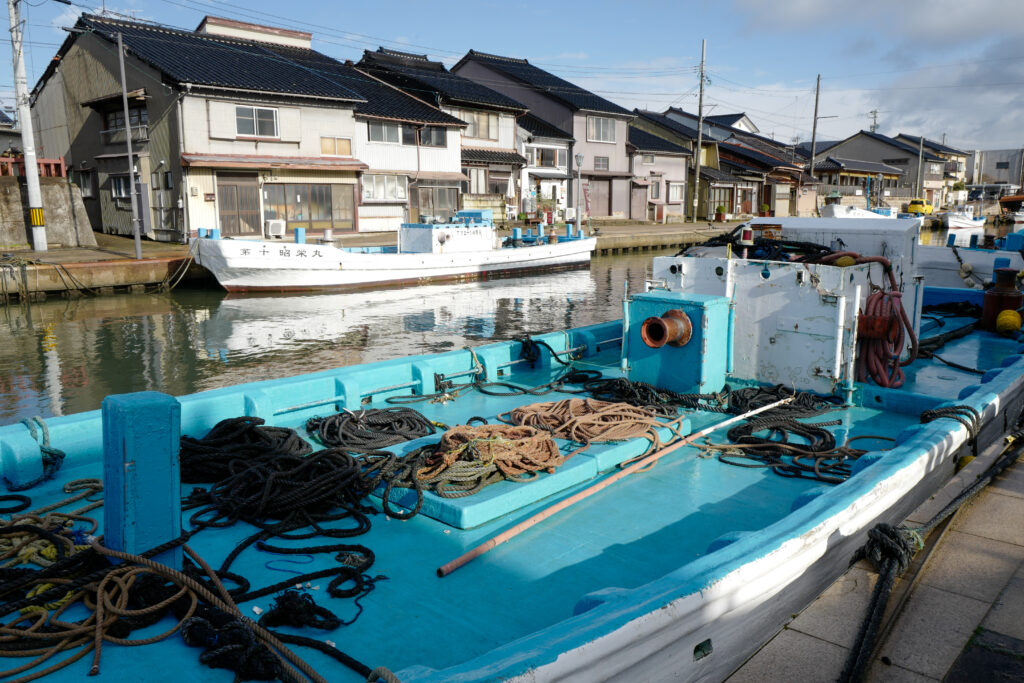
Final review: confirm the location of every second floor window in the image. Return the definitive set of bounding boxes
[460,110,498,140]
[236,106,277,137]
[996,161,1011,169]
[104,107,147,131]
[419,126,447,147]
[587,116,615,143]
[642,154,655,165]
[368,121,401,143]
[76,170,94,198]
[321,137,352,156]
[594,156,609,171]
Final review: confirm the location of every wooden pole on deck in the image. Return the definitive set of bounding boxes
[437,396,794,577]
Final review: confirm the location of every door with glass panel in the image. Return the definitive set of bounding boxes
[217,174,260,235]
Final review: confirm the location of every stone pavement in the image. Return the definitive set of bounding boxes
[727,453,1024,683]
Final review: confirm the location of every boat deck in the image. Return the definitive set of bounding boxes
[3,312,1022,682]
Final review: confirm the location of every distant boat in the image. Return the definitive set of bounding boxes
[194,210,595,292]
[819,204,896,219]
[940,205,987,230]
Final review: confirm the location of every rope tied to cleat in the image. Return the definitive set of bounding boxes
[5,417,66,493]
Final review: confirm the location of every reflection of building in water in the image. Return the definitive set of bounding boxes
[201,270,595,364]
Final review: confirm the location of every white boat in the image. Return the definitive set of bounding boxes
[941,205,987,230]
[819,204,896,219]
[194,210,596,292]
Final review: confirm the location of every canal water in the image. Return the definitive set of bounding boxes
[0,252,658,425]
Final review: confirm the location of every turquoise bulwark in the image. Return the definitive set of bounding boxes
[102,392,183,569]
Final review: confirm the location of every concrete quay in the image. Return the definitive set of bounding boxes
[728,447,1024,683]
[0,222,731,301]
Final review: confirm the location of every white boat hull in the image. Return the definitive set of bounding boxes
[917,243,1024,288]
[944,215,986,230]
[194,237,596,291]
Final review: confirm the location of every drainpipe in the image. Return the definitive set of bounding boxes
[175,93,190,242]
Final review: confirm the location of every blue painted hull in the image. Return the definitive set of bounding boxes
[2,304,1023,682]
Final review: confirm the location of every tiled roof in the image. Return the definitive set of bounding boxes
[719,142,799,170]
[457,50,632,116]
[628,126,690,155]
[518,113,572,140]
[796,140,839,156]
[634,110,700,140]
[720,158,763,175]
[855,130,943,161]
[813,156,904,175]
[359,48,527,112]
[699,166,736,182]
[461,148,527,165]
[706,113,747,127]
[895,134,967,157]
[74,15,464,125]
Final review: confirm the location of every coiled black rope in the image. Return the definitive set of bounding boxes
[5,417,65,492]
[180,417,312,483]
[306,407,437,450]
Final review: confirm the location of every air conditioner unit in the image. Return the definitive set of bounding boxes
[265,220,286,238]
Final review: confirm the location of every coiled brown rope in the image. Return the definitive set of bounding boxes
[500,398,667,446]
[414,425,563,498]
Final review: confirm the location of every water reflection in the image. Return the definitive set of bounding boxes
[0,253,656,424]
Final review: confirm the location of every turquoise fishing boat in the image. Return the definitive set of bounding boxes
[1,218,1023,682]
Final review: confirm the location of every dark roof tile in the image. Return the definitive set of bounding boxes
[359,49,527,112]
[895,133,967,157]
[459,50,632,116]
[628,126,690,154]
[518,113,572,139]
[813,156,904,175]
[854,130,943,161]
[461,148,527,165]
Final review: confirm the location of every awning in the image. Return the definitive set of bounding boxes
[584,170,632,178]
[406,171,470,183]
[528,169,569,179]
[81,88,147,108]
[461,148,527,165]
[181,153,368,171]
[631,178,651,186]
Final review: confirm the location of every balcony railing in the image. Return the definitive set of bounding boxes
[100,125,149,145]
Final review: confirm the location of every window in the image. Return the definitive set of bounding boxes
[594,156,609,171]
[111,175,131,199]
[928,162,942,174]
[525,147,535,166]
[649,180,660,200]
[587,116,615,143]
[150,172,161,190]
[465,167,487,194]
[164,171,173,190]
[76,170,94,198]
[104,107,147,131]
[419,126,447,147]
[235,106,278,137]
[320,137,352,156]
[362,174,408,201]
[263,183,355,232]
[642,154,655,165]
[488,173,509,195]
[418,186,459,221]
[996,161,1010,169]
[402,125,417,146]
[557,149,566,167]
[668,183,685,201]
[368,121,401,143]
[537,148,559,168]
[458,109,498,140]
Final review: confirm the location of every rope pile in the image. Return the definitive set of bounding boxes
[416,425,563,497]
[306,407,437,450]
[179,417,312,483]
[500,398,668,447]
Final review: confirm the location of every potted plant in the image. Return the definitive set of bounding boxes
[759,203,771,217]
[714,205,726,222]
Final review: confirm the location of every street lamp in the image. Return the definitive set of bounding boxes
[574,152,584,235]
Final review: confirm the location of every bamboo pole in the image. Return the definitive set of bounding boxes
[437,396,794,577]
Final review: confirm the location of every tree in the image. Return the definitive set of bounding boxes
[952,180,966,191]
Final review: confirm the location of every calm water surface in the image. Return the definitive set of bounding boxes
[0,253,658,424]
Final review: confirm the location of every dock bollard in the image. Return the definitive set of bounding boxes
[513,227,522,241]
[210,228,221,240]
[197,228,208,239]
[969,234,979,248]
[295,227,306,244]
[102,392,183,569]
[565,223,573,237]
[538,224,545,238]
[946,233,956,247]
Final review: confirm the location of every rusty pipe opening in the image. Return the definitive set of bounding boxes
[640,309,692,348]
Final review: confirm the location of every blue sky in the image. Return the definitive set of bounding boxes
[14,0,1024,149]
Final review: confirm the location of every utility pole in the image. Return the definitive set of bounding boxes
[690,38,705,223]
[868,109,879,133]
[809,74,821,183]
[915,134,925,198]
[117,32,142,259]
[8,0,46,251]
